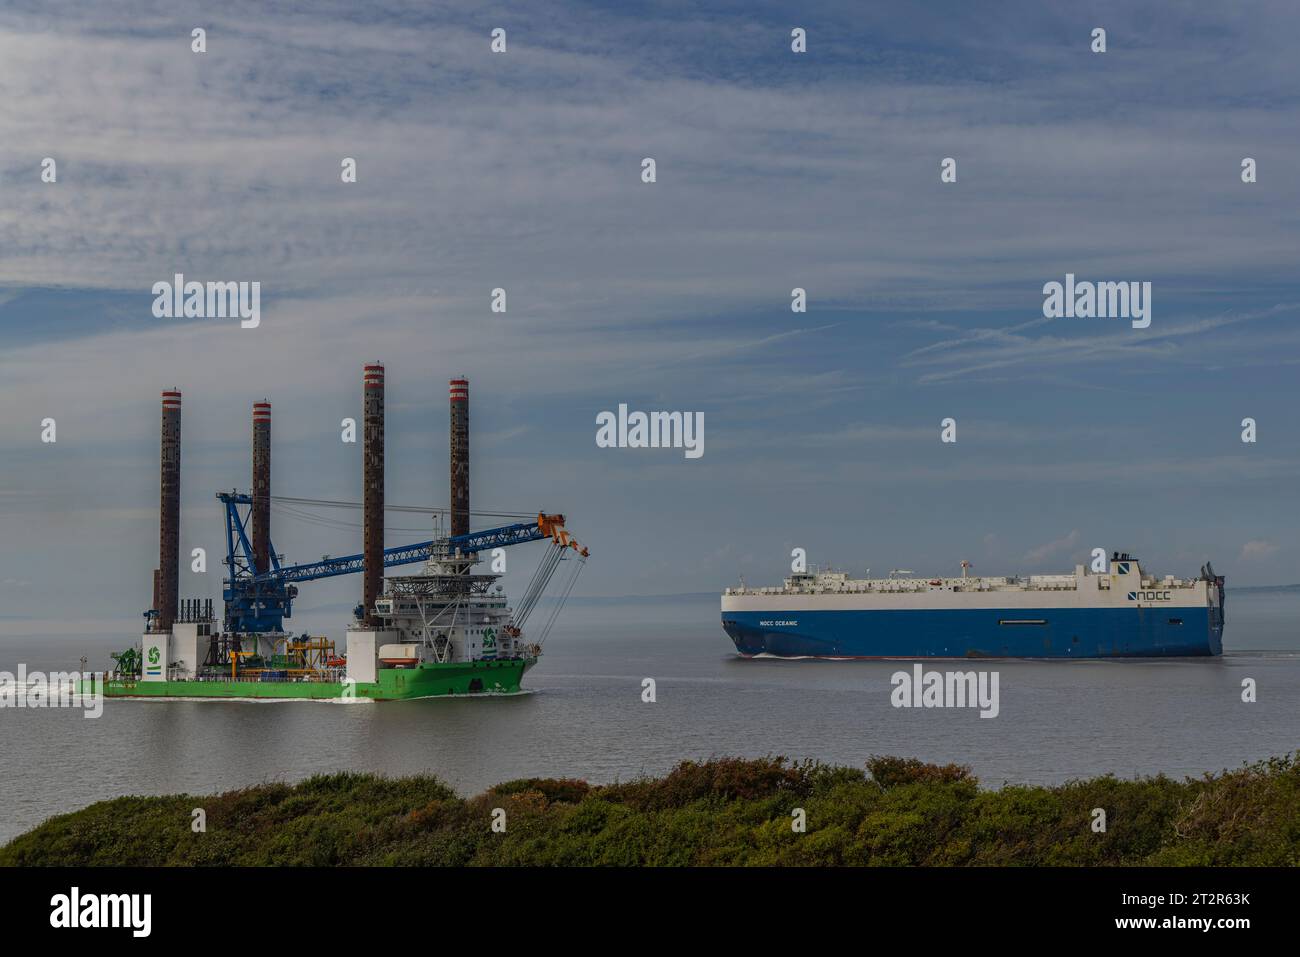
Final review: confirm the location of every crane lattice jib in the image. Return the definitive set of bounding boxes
[258,514,567,583]
[217,492,587,633]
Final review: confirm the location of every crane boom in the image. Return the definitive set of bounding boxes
[254,518,559,584]
[217,492,585,633]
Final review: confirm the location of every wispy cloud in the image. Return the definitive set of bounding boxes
[1024,530,1080,564]
[1239,540,1280,562]
[901,304,1300,384]
[3,1,1300,610]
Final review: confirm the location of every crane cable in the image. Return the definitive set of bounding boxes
[270,502,436,535]
[514,542,565,629]
[536,554,586,647]
[270,495,533,520]
[268,496,537,536]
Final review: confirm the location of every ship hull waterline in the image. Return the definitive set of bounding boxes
[722,607,1222,659]
[79,657,537,701]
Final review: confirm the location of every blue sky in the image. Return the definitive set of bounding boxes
[2,1,1299,630]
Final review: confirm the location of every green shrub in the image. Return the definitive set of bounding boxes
[3,754,1296,867]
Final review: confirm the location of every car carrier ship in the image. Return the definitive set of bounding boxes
[722,554,1224,659]
[80,369,588,702]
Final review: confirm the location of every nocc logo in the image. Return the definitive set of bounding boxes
[1128,591,1172,602]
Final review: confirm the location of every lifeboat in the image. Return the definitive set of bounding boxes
[378,643,419,668]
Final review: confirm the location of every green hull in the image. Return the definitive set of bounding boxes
[79,658,536,701]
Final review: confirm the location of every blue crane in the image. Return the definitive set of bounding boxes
[216,491,583,633]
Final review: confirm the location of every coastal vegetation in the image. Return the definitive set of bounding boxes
[4,754,1297,866]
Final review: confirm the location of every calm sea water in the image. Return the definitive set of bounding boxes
[2,591,1298,844]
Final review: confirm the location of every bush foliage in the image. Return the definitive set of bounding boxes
[4,754,1298,866]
